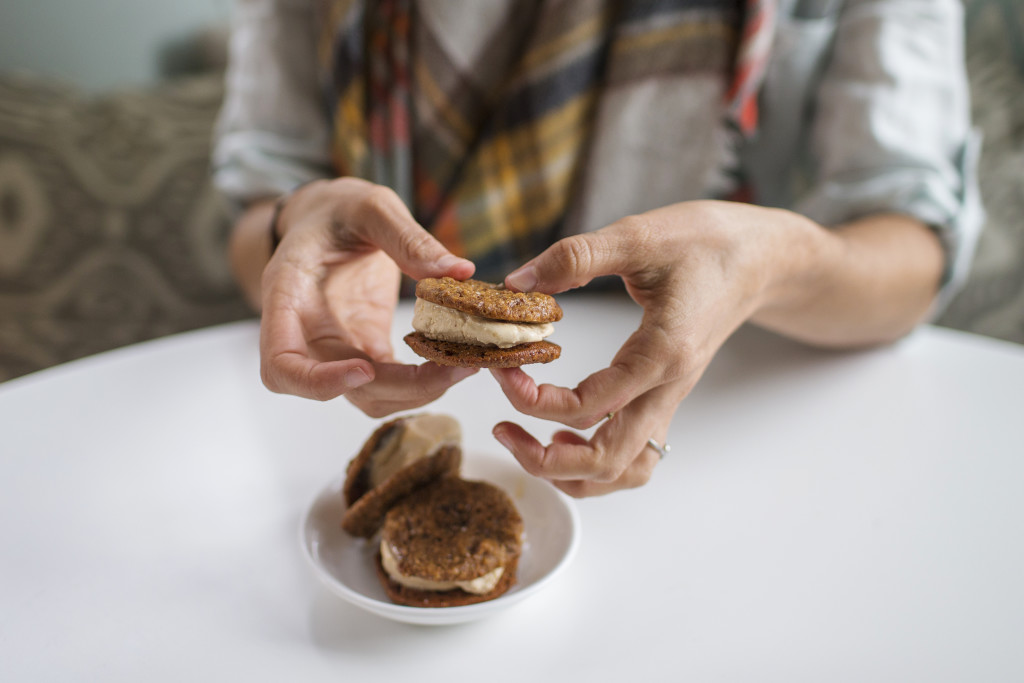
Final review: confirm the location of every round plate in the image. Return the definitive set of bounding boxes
[300,455,580,626]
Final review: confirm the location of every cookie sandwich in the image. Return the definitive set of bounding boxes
[376,476,524,607]
[404,277,562,368]
[340,413,462,538]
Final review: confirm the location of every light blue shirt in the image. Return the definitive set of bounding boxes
[742,0,982,314]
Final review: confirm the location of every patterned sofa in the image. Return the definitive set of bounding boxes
[0,0,1021,382]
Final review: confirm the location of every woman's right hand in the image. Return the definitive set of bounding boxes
[257,177,479,416]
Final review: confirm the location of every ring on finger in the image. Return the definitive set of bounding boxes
[646,438,671,460]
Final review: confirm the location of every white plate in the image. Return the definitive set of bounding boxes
[300,455,580,626]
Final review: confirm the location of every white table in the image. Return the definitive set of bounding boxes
[2,294,1023,682]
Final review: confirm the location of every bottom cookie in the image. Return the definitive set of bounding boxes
[404,332,561,368]
[375,551,520,608]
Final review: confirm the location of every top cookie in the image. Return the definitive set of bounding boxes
[340,414,462,538]
[380,477,523,583]
[415,277,562,323]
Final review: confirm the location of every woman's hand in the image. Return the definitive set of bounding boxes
[489,200,943,497]
[257,177,479,416]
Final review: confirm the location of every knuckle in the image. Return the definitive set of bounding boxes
[559,481,589,499]
[582,406,617,429]
[531,449,557,477]
[663,335,705,384]
[353,185,398,223]
[626,466,654,490]
[397,227,437,260]
[309,386,334,403]
[614,214,650,238]
[362,403,393,419]
[551,235,595,274]
[614,215,657,253]
[260,360,284,394]
[348,394,391,418]
[566,414,597,431]
[597,459,627,483]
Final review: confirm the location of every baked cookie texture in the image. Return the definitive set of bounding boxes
[415,277,562,323]
[340,416,461,538]
[403,332,560,368]
[377,477,524,607]
[375,551,520,608]
[406,277,562,368]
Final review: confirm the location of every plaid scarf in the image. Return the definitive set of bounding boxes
[319,0,775,281]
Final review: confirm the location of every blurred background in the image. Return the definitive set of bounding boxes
[0,0,1022,382]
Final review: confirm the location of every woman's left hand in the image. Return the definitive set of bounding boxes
[489,200,826,497]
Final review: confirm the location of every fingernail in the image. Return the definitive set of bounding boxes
[493,427,514,452]
[345,367,372,388]
[506,265,538,292]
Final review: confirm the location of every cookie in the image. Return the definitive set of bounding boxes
[375,551,520,608]
[403,332,561,368]
[415,277,562,323]
[376,477,524,607]
[340,415,462,538]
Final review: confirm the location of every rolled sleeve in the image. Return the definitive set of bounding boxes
[794,0,983,314]
[212,0,333,211]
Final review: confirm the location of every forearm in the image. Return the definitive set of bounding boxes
[751,209,946,348]
[228,199,276,311]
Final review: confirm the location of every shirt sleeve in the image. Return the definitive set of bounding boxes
[793,0,984,315]
[212,0,333,211]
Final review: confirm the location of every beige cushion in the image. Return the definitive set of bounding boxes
[0,74,249,381]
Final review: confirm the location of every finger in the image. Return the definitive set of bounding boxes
[338,184,475,281]
[263,352,375,401]
[260,289,376,401]
[490,363,643,430]
[346,362,479,418]
[504,225,645,294]
[586,388,674,481]
[493,421,609,481]
[551,430,588,446]
[488,322,690,429]
[493,385,676,483]
[550,450,660,498]
[493,422,662,491]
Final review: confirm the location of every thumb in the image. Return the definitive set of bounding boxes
[505,230,625,294]
[345,184,475,281]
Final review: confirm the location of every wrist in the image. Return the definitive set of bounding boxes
[269,179,330,256]
[748,207,838,320]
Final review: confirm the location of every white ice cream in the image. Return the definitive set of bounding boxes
[380,540,504,595]
[412,298,554,348]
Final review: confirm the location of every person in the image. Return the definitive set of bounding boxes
[213,0,982,497]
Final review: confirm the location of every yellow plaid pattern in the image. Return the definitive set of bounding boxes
[319,0,742,281]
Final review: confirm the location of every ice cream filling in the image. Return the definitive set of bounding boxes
[368,414,461,488]
[412,298,553,349]
[380,540,504,595]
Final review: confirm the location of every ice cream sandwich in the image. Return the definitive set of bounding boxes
[340,413,462,538]
[375,476,524,607]
[404,277,561,368]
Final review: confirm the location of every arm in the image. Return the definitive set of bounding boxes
[227,199,274,310]
[215,2,479,414]
[749,210,944,347]
[488,0,976,497]
[489,201,943,498]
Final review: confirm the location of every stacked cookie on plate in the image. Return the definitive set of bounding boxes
[341,414,523,607]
